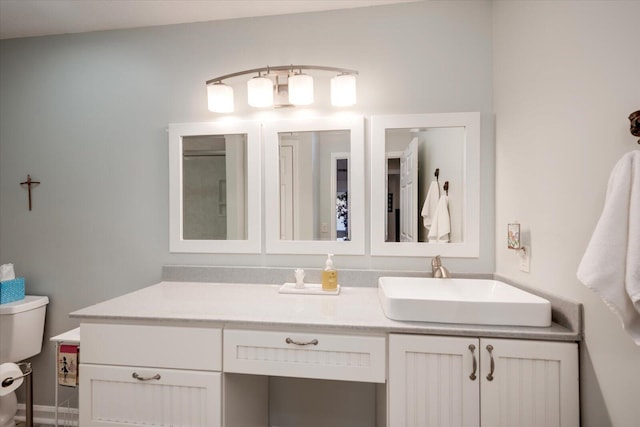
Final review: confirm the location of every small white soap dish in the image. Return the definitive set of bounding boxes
[279,283,341,296]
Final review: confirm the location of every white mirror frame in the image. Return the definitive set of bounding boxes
[169,121,261,253]
[264,116,365,255]
[370,112,480,257]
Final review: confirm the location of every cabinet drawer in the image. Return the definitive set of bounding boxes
[79,364,221,427]
[81,323,222,371]
[223,329,386,383]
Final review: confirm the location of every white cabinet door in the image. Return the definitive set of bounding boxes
[79,364,221,427]
[480,338,579,427]
[399,137,418,242]
[389,334,480,427]
[389,335,579,427]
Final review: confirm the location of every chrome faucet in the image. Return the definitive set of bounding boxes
[431,255,451,278]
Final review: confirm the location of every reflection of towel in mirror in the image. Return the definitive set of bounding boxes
[577,150,640,345]
[421,181,440,229]
[428,195,450,243]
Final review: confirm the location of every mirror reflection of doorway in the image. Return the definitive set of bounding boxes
[277,130,351,241]
[386,156,400,242]
[279,144,295,240]
[399,138,418,242]
[386,137,418,242]
[332,155,350,241]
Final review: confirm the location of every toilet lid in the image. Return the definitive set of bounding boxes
[0,296,49,315]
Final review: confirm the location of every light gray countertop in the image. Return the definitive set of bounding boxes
[70,281,580,341]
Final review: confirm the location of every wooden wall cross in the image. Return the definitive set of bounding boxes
[20,174,40,211]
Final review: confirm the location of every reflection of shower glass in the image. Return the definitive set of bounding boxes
[182,134,247,240]
[218,180,227,216]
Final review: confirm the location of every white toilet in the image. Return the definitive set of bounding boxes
[0,296,49,427]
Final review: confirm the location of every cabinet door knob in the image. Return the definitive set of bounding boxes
[468,344,477,381]
[486,345,495,381]
[132,372,161,381]
[285,337,319,346]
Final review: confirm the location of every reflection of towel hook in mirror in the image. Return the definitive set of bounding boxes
[435,168,440,182]
[444,181,449,196]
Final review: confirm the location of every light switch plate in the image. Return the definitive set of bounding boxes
[519,246,530,273]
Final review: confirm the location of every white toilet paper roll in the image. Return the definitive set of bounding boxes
[0,363,23,396]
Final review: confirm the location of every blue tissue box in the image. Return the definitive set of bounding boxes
[0,277,25,304]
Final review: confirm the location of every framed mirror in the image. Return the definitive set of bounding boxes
[370,113,480,257]
[169,121,261,253]
[264,116,365,254]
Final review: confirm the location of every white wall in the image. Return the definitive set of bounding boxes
[493,1,640,426]
[0,0,494,407]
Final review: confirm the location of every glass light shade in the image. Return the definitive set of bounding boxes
[288,73,314,105]
[331,74,357,107]
[247,76,274,108]
[207,83,234,113]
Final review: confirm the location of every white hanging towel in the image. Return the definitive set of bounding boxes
[428,194,451,243]
[421,181,440,229]
[577,150,640,345]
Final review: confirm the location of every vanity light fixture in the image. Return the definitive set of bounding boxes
[247,73,274,108]
[331,73,357,107]
[207,82,234,113]
[206,65,358,113]
[288,71,314,105]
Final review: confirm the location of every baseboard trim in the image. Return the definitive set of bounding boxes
[15,403,78,426]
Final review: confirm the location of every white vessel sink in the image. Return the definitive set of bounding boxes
[378,277,551,327]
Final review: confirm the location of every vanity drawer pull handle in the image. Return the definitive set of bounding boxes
[469,344,477,381]
[486,345,495,381]
[132,372,161,382]
[285,337,319,346]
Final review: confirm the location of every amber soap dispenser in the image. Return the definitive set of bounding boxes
[322,254,338,291]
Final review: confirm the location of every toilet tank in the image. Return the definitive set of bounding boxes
[0,295,49,363]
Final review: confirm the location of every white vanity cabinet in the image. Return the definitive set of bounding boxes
[70,282,581,427]
[388,334,579,427]
[78,323,223,427]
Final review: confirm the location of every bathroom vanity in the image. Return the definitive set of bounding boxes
[70,280,580,427]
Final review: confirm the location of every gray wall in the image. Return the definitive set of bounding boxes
[493,1,640,426]
[0,1,496,407]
